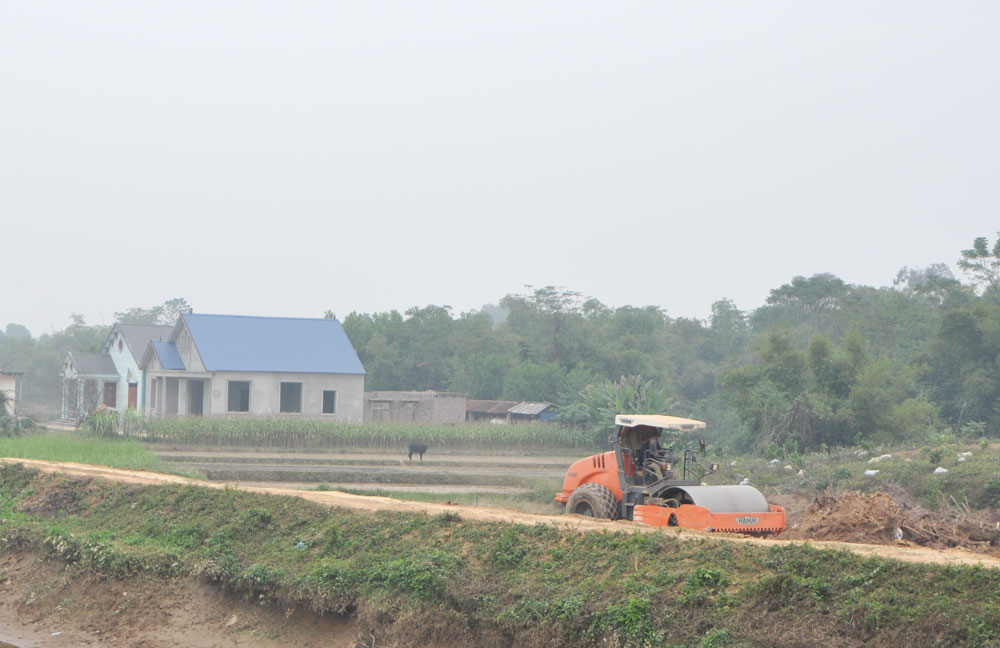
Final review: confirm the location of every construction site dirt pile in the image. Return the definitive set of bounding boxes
[783,490,1000,554]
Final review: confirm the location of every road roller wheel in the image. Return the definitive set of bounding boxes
[566,483,619,519]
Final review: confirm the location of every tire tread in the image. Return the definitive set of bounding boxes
[566,483,619,519]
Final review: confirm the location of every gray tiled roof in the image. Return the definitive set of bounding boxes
[115,324,174,362]
[68,352,118,377]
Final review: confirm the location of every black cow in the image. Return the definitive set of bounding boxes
[408,443,428,461]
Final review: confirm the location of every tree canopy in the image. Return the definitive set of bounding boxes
[4,236,1000,453]
[338,237,1000,451]
[113,298,193,326]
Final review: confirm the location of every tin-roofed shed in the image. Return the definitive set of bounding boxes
[466,400,557,423]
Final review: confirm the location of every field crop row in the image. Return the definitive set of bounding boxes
[86,412,602,450]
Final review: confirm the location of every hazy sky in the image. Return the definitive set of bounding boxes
[2,2,997,335]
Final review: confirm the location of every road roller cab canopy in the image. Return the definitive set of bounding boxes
[615,414,707,457]
[614,414,707,431]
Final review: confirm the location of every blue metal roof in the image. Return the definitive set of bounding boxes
[151,341,186,370]
[182,314,366,374]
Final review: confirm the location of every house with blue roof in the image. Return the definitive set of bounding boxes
[138,313,366,421]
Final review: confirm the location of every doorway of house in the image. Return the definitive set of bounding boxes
[188,380,204,416]
[103,381,117,408]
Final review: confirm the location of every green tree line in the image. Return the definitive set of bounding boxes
[340,236,1000,451]
[3,239,998,452]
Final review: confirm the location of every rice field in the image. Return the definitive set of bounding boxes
[70,417,599,511]
[151,445,573,512]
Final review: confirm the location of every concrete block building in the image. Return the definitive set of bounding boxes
[364,391,467,424]
[140,314,366,422]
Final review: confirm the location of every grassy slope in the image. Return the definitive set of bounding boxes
[1,464,999,648]
[0,434,167,471]
[331,482,561,514]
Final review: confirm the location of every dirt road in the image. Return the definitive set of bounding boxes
[7,457,1000,570]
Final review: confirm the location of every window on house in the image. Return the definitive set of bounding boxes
[280,382,302,413]
[103,382,117,408]
[322,390,337,414]
[227,381,250,412]
[118,339,123,352]
[370,400,390,421]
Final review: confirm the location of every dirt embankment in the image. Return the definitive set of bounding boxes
[6,458,1000,570]
[0,552,355,648]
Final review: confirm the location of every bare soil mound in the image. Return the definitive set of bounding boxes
[13,477,102,517]
[784,490,1000,554]
[0,552,357,648]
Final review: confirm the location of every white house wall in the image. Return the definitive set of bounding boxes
[208,371,364,422]
[62,359,78,380]
[105,328,140,410]
[0,375,15,416]
[142,354,161,417]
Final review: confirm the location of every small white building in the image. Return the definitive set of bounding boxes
[60,324,172,418]
[140,313,366,422]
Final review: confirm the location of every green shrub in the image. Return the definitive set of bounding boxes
[120,409,146,437]
[687,566,729,590]
[599,597,663,646]
[924,477,944,508]
[81,411,119,438]
[243,507,274,530]
[921,446,944,465]
[490,528,529,568]
[984,478,1000,508]
[698,629,732,648]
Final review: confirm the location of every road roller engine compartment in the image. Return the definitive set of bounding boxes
[555,414,786,536]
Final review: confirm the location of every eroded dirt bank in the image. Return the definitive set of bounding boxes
[7,457,1000,570]
[0,552,355,648]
